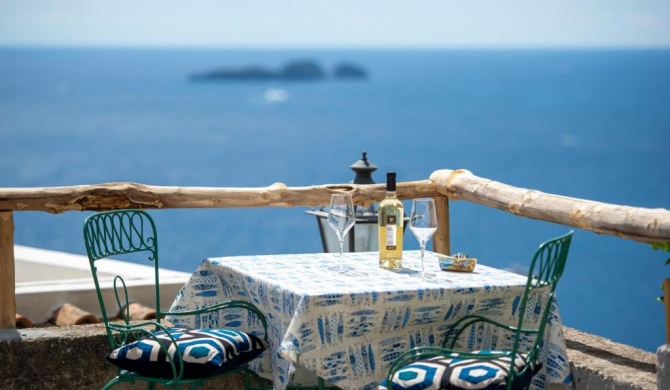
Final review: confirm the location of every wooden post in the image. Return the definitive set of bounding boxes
[664,279,670,344]
[432,197,450,255]
[0,211,16,329]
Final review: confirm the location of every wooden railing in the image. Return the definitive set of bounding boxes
[1,168,669,329]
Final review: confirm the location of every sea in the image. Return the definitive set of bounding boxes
[1,47,669,352]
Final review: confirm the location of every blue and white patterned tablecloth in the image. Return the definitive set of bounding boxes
[168,251,572,390]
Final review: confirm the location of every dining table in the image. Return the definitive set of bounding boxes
[167,250,573,390]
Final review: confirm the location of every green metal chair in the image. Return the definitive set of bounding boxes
[83,209,270,390]
[380,231,574,390]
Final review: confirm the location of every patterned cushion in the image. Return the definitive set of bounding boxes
[379,350,540,390]
[107,328,267,379]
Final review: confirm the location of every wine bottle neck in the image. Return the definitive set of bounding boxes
[386,172,397,192]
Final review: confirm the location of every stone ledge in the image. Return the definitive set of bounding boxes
[564,327,657,390]
[0,324,660,389]
[0,324,245,389]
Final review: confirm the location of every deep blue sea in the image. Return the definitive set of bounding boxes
[1,47,669,352]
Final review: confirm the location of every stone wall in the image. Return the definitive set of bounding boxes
[564,327,657,390]
[0,325,659,390]
[0,325,249,390]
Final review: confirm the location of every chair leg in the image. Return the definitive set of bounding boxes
[244,371,252,389]
[102,377,125,390]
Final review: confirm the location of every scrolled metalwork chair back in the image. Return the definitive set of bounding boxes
[84,209,158,262]
[83,210,161,340]
[511,230,573,366]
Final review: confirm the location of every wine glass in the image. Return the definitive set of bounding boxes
[409,198,438,279]
[327,194,357,275]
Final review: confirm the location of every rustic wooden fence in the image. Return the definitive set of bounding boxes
[1,168,669,330]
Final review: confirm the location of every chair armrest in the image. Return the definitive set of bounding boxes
[444,314,540,349]
[164,300,269,343]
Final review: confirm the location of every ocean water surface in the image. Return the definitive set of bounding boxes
[1,47,669,352]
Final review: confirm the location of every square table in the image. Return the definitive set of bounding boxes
[167,251,572,390]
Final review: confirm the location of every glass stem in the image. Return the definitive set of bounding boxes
[420,242,426,274]
[339,239,344,270]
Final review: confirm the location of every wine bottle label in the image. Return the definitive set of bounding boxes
[385,215,397,249]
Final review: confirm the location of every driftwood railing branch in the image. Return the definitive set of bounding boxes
[0,180,439,213]
[430,169,670,244]
[0,171,667,244]
[1,171,668,244]
[1,168,669,329]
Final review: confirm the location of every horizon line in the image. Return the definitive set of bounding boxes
[2,43,670,51]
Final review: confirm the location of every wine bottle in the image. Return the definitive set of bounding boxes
[378,171,403,269]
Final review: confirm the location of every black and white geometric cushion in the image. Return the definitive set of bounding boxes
[379,350,540,390]
[107,327,267,379]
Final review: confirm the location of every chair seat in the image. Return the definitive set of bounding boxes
[108,327,267,379]
[379,350,540,390]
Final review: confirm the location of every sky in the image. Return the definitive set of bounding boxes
[1,0,669,49]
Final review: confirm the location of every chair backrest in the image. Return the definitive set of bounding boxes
[513,230,573,366]
[83,210,161,347]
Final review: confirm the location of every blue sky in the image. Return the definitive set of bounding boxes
[1,0,669,48]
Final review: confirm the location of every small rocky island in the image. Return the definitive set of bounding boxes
[190,59,368,82]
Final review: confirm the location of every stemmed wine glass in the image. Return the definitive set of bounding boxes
[409,198,438,279]
[327,194,357,275]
